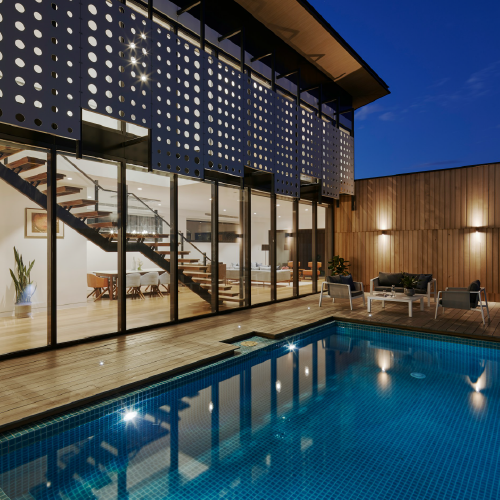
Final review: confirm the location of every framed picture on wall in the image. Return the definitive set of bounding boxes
[25,208,64,239]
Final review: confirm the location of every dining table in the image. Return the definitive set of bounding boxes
[93,268,165,299]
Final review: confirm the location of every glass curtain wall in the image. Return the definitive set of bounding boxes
[298,201,313,295]
[0,143,48,355]
[219,184,245,310]
[126,165,171,329]
[250,192,271,305]
[276,197,294,300]
[178,178,214,320]
[57,154,119,342]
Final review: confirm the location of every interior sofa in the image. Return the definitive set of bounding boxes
[226,265,291,284]
[370,272,437,305]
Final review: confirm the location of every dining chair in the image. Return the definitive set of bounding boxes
[126,273,144,299]
[159,272,170,294]
[87,274,112,302]
[141,272,161,297]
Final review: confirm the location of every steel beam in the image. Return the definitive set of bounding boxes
[177,1,200,16]
[277,69,298,81]
[218,29,242,42]
[251,52,272,63]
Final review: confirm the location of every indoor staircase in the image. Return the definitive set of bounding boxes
[0,146,244,306]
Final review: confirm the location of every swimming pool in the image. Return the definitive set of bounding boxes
[1,322,499,499]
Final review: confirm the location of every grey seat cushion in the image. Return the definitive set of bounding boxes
[351,290,364,297]
[378,272,403,287]
[467,280,481,307]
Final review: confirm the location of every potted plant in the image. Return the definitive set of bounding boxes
[401,273,418,296]
[328,255,350,276]
[10,247,36,318]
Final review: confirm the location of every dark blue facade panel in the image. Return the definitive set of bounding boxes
[299,107,321,179]
[81,0,152,127]
[275,95,299,198]
[0,0,81,138]
[152,28,204,179]
[321,119,340,199]
[245,79,274,174]
[204,56,245,177]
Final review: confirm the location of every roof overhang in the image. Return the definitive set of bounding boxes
[234,0,390,109]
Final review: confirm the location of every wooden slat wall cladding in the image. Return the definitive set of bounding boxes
[334,164,500,301]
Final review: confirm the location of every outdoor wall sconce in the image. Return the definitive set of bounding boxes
[381,230,388,236]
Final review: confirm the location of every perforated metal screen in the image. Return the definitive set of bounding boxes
[321,120,340,199]
[245,78,274,174]
[299,108,321,179]
[152,27,204,178]
[339,128,354,195]
[0,0,352,194]
[0,0,81,139]
[204,56,245,176]
[275,95,299,198]
[81,0,152,127]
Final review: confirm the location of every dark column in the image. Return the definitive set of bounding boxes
[117,161,127,333]
[335,100,340,128]
[243,185,251,307]
[47,146,57,346]
[326,203,334,262]
[312,201,318,293]
[200,0,205,51]
[148,0,153,19]
[170,174,179,322]
[292,198,299,297]
[271,52,276,92]
[240,28,245,73]
[270,191,277,301]
[211,182,219,313]
[296,68,301,107]
[350,109,355,137]
[94,180,99,212]
[239,180,244,302]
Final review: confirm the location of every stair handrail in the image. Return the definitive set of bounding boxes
[61,155,211,262]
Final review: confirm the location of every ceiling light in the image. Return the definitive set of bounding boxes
[124,410,137,421]
[141,34,146,39]
[158,203,161,206]
[141,75,147,81]
[288,344,296,351]
[138,187,142,190]
[277,204,280,207]
[131,57,137,63]
[130,43,136,49]
[67,177,72,180]
[223,209,226,212]
[87,196,91,199]
[253,212,257,215]
[278,216,281,218]
[305,208,308,211]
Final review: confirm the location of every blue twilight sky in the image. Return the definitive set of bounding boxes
[310,0,500,179]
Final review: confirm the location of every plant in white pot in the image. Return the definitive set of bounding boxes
[10,247,36,318]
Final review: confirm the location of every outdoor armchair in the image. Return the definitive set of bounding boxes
[319,278,365,310]
[434,284,490,325]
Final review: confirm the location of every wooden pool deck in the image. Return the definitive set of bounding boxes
[1,293,500,432]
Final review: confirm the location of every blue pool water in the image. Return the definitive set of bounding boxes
[1,322,500,500]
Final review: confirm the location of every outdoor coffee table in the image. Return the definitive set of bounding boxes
[367,293,424,318]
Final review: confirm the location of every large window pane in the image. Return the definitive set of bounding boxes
[178,178,214,320]
[219,184,245,310]
[276,197,294,300]
[126,166,171,329]
[318,205,327,290]
[0,143,47,354]
[57,154,119,341]
[298,201,313,295]
[251,192,271,305]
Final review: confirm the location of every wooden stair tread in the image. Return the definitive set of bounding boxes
[183,271,211,277]
[42,186,83,196]
[201,284,232,290]
[0,146,24,159]
[156,250,191,255]
[87,222,118,228]
[24,172,66,184]
[177,258,200,263]
[180,266,209,271]
[192,277,222,283]
[145,243,179,247]
[59,199,98,209]
[219,297,245,303]
[218,291,241,297]
[127,233,170,239]
[6,156,46,173]
[75,211,113,219]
